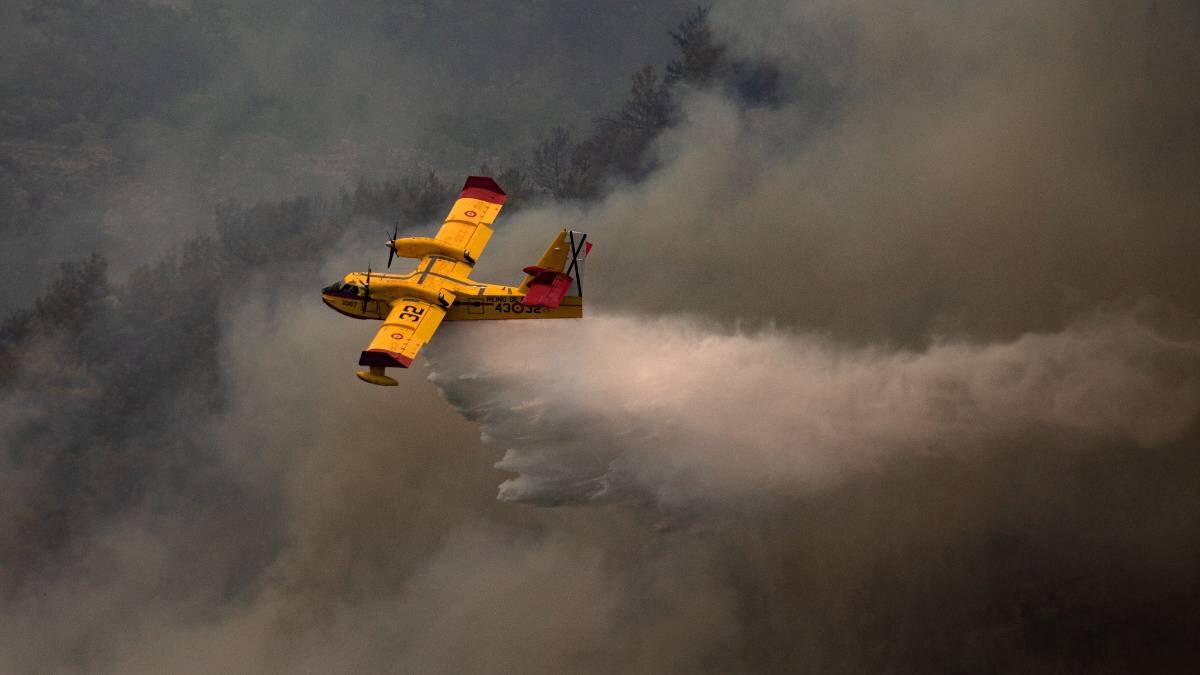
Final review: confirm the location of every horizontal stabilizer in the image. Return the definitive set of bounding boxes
[521,266,573,308]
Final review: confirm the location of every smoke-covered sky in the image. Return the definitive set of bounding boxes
[3,1,1200,673]
[0,0,695,310]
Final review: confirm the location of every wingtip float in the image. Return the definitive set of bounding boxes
[321,175,592,385]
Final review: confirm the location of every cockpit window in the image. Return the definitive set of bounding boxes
[323,280,359,296]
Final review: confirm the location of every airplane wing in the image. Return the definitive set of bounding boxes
[358,298,447,370]
[431,176,507,276]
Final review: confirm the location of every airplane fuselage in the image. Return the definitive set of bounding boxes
[321,269,582,322]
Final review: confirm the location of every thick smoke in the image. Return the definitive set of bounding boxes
[0,0,696,308]
[418,0,1200,669]
[3,0,1200,673]
[447,0,1200,504]
[477,1,1200,345]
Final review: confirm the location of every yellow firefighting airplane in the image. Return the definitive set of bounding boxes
[322,176,591,386]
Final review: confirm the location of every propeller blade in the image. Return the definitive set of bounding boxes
[387,222,399,268]
[362,264,371,312]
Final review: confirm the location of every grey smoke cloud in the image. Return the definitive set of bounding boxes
[476,1,1200,346]
[1,0,698,307]
[0,284,740,674]
[4,0,1200,672]
[442,0,1200,509]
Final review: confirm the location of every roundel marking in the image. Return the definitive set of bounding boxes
[464,210,477,218]
[390,333,405,340]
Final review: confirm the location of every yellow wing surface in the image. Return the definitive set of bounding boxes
[385,176,507,281]
[356,299,446,383]
[428,176,507,279]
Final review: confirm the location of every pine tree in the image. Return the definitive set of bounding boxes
[665,7,724,87]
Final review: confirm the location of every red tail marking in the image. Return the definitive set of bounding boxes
[522,267,573,308]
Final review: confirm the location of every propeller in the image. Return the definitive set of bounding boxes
[386,221,399,269]
[362,263,371,312]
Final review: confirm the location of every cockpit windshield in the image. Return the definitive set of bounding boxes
[323,280,360,296]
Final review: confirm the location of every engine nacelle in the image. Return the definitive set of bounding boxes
[390,237,474,264]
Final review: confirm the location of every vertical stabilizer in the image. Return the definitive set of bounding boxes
[520,229,591,308]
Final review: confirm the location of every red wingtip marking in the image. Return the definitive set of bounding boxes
[359,349,414,368]
[460,176,507,205]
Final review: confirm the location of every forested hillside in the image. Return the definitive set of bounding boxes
[0,0,718,310]
[3,2,1199,674]
[0,0,759,607]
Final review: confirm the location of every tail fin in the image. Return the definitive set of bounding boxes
[520,229,591,308]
